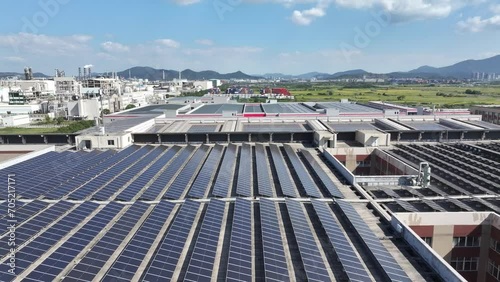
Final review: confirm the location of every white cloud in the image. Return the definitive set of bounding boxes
[491,4,500,14]
[195,39,214,46]
[155,39,181,48]
[101,41,130,53]
[2,56,25,63]
[172,0,201,5]
[0,33,92,56]
[291,7,327,25]
[457,15,500,32]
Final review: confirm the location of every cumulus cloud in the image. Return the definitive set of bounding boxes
[101,41,130,53]
[291,7,327,25]
[155,39,181,48]
[195,39,214,46]
[457,15,500,32]
[0,33,92,55]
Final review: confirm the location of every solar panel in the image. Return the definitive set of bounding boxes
[93,146,165,200]
[24,202,125,281]
[188,145,224,199]
[283,145,322,198]
[226,199,253,282]
[255,144,274,197]
[103,201,176,281]
[188,124,220,133]
[164,145,211,199]
[66,146,152,200]
[236,144,253,197]
[63,202,150,281]
[269,145,298,198]
[285,199,332,282]
[311,200,372,282]
[212,144,238,197]
[336,200,412,282]
[259,199,290,281]
[421,199,447,212]
[0,202,100,281]
[184,200,226,281]
[395,200,420,212]
[0,201,74,257]
[115,146,177,201]
[0,201,49,232]
[382,187,401,199]
[140,146,196,200]
[300,150,344,198]
[243,124,305,132]
[141,200,201,281]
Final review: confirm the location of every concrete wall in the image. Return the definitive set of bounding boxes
[372,149,419,175]
[76,133,132,150]
[322,148,356,185]
[390,215,467,282]
[355,175,414,186]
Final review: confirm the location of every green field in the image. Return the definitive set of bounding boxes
[288,84,500,108]
[0,120,95,135]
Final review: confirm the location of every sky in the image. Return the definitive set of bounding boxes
[0,0,499,75]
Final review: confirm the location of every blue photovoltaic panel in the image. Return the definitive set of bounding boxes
[141,200,201,281]
[103,201,176,281]
[283,145,322,198]
[140,146,196,200]
[300,150,344,199]
[269,145,298,198]
[0,201,49,232]
[42,147,138,199]
[311,200,371,282]
[226,199,253,282]
[24,202,125,281]
[115,146,176,201]
[164,146,211,200]
[0,201,74,258]
[0,202,99,281]
[184,200,226,281]
[255,144,273,197]
[336,200,412,282]
[188,145,224,199]
[63,202,150,281]
[92,146,162,200]
[212,144,238,197]
[66,146,151,200]
[285,199,331,282]
[259,199,290,281]
[395,199,420,213]
[236,144,252,197]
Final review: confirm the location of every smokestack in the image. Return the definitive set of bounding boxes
[78,67,82,81]
[24,67,29,80]
[83,68,87,80]
[28,67,33,80]
[88,67,92,79]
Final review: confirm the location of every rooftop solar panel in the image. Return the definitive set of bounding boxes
[311,200,372,282]
[300,150,344,198]
[184,200,226,281]
[269,144,298,197]
[255,144,274,197]
[103,201,176,281]
[142,200,201,281]
[226,199,253,282]
[243,123,306,132]
[285,200,332,282]
[188,145,224,199]
[188,124,220,133]
[336,200,411,282]
[283,145,322,198]
[164,145,211,200]
[259,199,290,281]
[236,144,253,197]
[212,144,238,197]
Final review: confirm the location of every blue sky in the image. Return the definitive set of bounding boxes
[0,0,499,75]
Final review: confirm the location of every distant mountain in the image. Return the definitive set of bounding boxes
[327,69,370,79]
[118,67,262,81]
[408,55,500,78]
[0,72,48,78]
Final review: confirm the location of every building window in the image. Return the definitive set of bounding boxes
[453,236,480,247]
[491,239,500,254]
[421,237,433,246]
[450,257,479,271]
[488,260,500,280]
[107,140,115,146]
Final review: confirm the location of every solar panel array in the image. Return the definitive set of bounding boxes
[0,143,444,281]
